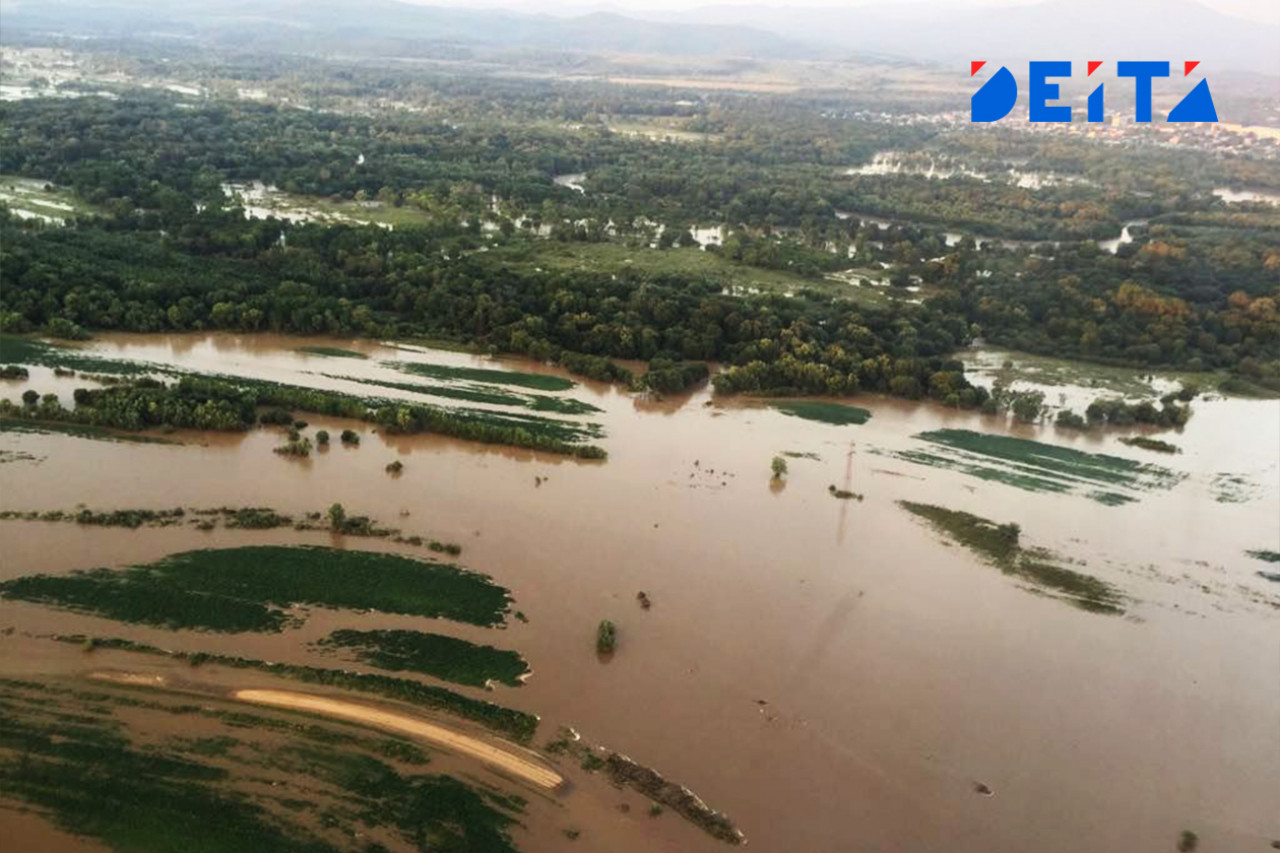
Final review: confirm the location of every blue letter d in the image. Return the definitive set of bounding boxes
[971,67,1018,122]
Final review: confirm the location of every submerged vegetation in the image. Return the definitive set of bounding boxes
[0,545,511,631]
[0,676,526,852]
[1118,436,1181,454]
[0,417,181,444]
[0,503,461,551]
[388,360,575,393]
[56,636,539,743]
[770,400,872,425]
[0,372,608,458]
[886,429,1184,505]
[899,501,1125,614]
[545,726,743,844]
[296,346,367,359]
[318,629,530,688]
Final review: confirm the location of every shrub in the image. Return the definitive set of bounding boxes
[596,620,617,654]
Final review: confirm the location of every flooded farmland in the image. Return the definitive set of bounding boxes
[2,333,1279,853]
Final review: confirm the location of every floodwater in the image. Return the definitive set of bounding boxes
[1,333,1279,853]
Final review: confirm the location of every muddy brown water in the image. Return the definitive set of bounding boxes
[1,333,1278,853]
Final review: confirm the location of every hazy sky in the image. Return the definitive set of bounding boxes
[416,0,1280,25]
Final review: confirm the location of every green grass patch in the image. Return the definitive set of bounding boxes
[318,629,530,688]
[771,400,872,425]
[295,346,367,359]
[1247,549,1280,563]
[899,501,1125,615]
[888,429,1183,505]
[0,545,511,632]
[388,360,575,392]
[0,418,182,444]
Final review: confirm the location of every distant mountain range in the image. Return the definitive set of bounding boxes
[0,0,815,59]
[635,0,1280,75]
[3,0,1276,75]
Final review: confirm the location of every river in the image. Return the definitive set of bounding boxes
[1,333,1277,852]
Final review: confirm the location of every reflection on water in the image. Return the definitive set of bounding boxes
[1,333,1278,853]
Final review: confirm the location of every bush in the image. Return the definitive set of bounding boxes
[259,408,294,426]
[315,429,329,445]
[771,456,787,478]
[340,429,360,445]
[596,620,617,654]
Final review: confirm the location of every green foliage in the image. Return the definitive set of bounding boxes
[1246,549,1280,563]
[641,358,709,394]
[899,501,1124,615]
[339,429,360,445]
[319,629,529,688]
[0,545,512,631]
[314,429,329,444]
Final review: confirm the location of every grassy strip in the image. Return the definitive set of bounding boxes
[387,360,575,392]
[1246,549,1280,563]
[318,629,530,688]
[899,501,1125,615]
[0,545,511,631]
[56,637,538,743]
[1118,436,1181,454]
[295,346,367,359]
[0,418,182,444]
[771,400,872,425]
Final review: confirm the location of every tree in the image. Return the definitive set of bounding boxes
[771,456,788,479]
[21,389,39,406]
[315,429,330,445]
[327,503,346,532]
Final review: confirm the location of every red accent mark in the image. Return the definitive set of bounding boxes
[1184,61,1200,76]
[1087,61,1102,76]
[971,61,986,76]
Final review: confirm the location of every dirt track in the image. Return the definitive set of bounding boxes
[233,688,564,789]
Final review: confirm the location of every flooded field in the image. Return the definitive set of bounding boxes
[2,333,1278,852]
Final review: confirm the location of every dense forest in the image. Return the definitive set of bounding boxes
[2,51,1279,401]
